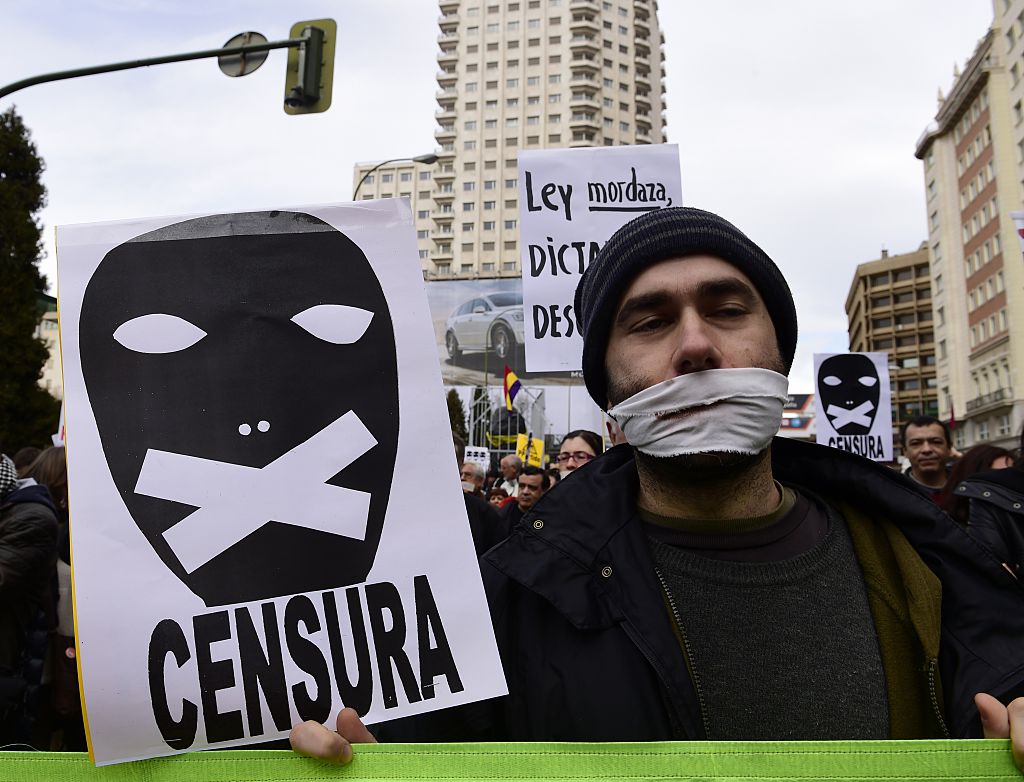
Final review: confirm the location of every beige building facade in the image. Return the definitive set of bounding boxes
[845,246,936,454]
[916,24,1024,451]
[354,0,667,280]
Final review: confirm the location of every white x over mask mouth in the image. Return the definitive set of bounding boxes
[607,368,790,458]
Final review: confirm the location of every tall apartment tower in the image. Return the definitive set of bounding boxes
[915,24,1024,451]
[354,0,668,280]
[845,245,936,454]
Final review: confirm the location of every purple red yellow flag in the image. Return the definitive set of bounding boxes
[504,365,522,413]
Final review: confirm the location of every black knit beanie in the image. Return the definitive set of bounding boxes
[575,207,798,409]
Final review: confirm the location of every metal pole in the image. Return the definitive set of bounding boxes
[0,39,305,100]
[352,153,438,200]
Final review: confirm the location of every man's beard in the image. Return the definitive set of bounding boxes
[634,448,766,487]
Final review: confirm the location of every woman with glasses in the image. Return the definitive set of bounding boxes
[555,429,603,479]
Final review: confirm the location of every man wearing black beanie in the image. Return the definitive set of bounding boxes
[293,208,1024,766]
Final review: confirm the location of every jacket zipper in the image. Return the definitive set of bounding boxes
[654,565,711,739]
[927,658,950,738]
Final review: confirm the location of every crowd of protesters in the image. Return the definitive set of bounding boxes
[2,207,1024,767]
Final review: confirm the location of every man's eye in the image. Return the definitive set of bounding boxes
[713,305,747,318]
[632,317,667,333]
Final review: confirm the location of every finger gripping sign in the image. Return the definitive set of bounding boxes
[58,202,505,764]
[517,144,683,373]
[813,352,894,461]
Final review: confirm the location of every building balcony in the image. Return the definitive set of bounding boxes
[570,72,597,83]
[569,114,600,131]
[569,132,596,147]
[569,35,600,55]
[570,57,600,74]
[434,125,456,142]
[569,0,600,11]
[570,93,600,110]
[570,16,599,35]
[635,40,651,58]
[439,0,459,11]
[435,87,458,101]
[635,93,651,110]
[436,70,458,87]
[433,187,456,201]
[433,166,456,181]
[432,228,454,241]
[437,49,458,66]
[433,248,454,262]
[437,31,459,46]
[436,146,456,160]
[432,209,454,222]
[635,73,650,90]
[435,106,456,121]
[438,15,459,32]
[966,387,1014,414]
[634,17,650,36]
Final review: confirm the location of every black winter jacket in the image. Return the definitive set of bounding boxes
[379,439,1024,742]
[954,466,1024,579]
[0,483,58,674]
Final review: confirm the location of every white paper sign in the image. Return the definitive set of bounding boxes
[813,352,893,461]
[518,145,683,372]
[57,200,505,765]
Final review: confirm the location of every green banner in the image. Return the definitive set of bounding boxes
[0,740,1018,781]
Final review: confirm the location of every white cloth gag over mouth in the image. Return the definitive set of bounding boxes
[606,368,790,458]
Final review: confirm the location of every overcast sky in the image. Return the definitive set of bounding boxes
[1,1,995,392]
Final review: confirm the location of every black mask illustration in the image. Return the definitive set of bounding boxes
[79,212,399,607]
[817,354,880,435]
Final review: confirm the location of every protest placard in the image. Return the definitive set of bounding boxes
[56,200,505,764]
[813,352,893,461]
[517,144,682,373]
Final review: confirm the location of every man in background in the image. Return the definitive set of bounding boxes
[901,416,952,502]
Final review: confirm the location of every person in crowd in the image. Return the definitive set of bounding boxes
[487,488,509,508]
[292,207,1024,767]
[938,444,1013,524]
[12,448,41,479]
[946,430,1024,581]
[496,454,522,498]
[453,435,507,556]
[26,446,83,749]
[546,467,561,487]
[0,449,58,743]
[460,462,486,497]
[555,429,603,479]
[502,465,549,527]
[900,417,953,502]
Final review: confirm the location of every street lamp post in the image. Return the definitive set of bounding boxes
[352,153,439,200]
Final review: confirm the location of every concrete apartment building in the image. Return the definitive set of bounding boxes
[915,21,1024,451]
[353,0,668,280]
[845,246,936,454]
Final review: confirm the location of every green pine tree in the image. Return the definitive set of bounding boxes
[446,388,468,443]
[0,107,60,452]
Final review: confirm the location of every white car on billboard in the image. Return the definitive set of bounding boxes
[444,291,525,361]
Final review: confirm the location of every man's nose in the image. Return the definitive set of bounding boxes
[670,312,722,375]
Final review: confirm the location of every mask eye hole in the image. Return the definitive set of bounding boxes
[113,314,206,354]
[858,376,878,387]
[291,304,374,345]
[823,375,842,386]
